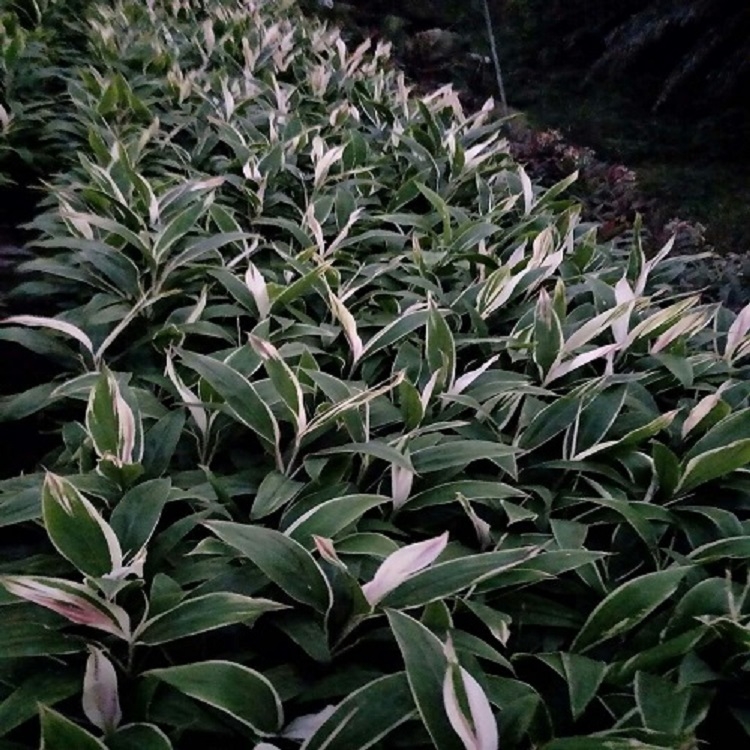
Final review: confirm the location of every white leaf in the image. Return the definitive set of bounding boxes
[245,263,271,319]
[282,705,336,740]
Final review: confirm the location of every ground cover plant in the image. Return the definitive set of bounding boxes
[2,1,750,748]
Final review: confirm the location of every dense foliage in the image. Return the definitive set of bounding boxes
[2,1,750,748]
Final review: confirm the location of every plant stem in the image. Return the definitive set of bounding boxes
[481,0,508,116]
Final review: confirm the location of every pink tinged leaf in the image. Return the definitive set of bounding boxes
[248,333,280,361]
[282,705,337,740]
[361,532,449,607]
[245,263,271,318]
[391,464,414,510]
[458,495,492,550]
[725,302,750,361]
[1,315,94,357]
[442,660,499,750]
[682,384,729,438]
[1,576,130,639]
[313,536,347,570]
[83,647,122,734]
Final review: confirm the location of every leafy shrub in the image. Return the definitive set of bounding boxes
[2,1,750,749]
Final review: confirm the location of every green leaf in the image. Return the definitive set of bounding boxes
[284,494,390,545]
[382,547,538,608]
[0,672,79,736]
[205,521,331,612]
[560,653,607,720]
[251,471,304,520]
[426,301,456,391]
[519,395,582,451]
[302,673,415,750]
[687,536,750,564]
[571,568,690,653]
[411,440,517,476]
[137,592,285,645]
[677,439,750,493]
[107,724,173,750]
[386,610,463,750]
[634,671,691,735]
[42,473,122,577]
[110,478,170,557]
[144,661,282,736]
[39,706,107,750]
[179,350,280,457]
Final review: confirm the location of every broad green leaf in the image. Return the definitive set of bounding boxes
[107,724,173,750]
[0,672,78,736]
[677,439,750,493]
[403,480,524,511]
[302,673,415,750]
[205,521,331,612]
[252,471,304,520]
[285,494,390,545]
[687,536,750,564]
[144,661,282,736]
[634,671,691,735]
[571,568,689,653]
[386,610,463,750]
[110,478,170,557]
[382,547,538,608]
[312,442,414,471]
[179,350,280,457]
[0,603,82,658]
[561,653,606,720]
[518,395,582,451]
[42,473,122,577]
[137,593,285,645]
[411,440,517,476]
[39,706,107,750]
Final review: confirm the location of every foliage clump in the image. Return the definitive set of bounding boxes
[2,1,750,748]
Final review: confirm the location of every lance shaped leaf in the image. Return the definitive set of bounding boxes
[1,314,94,358]
[82,647,122,734]
[246,262,271,318]
[362,532,448,607]
[85,369,143,466]
[442,639,498,750]
[249,334,307,434]
[328,290,363,364]
[144,660,283,736]
[386,610,464,750]
[1,576,130,639]
[39,705,108,750]
[42,472,123,577]
[165,351,208,437]
[532,287,563,380]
